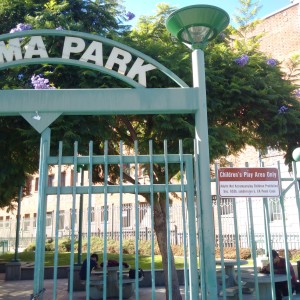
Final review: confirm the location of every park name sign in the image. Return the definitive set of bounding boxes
[0,32,157,87]
[218,167,281,198]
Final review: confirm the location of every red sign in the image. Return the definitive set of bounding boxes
[218,168,281,197]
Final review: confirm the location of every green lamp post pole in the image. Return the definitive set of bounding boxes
[166,5,229,299]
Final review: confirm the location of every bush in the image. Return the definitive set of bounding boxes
[58,238,72,252]
[215,247,251,259]
[24,243,35,252]
[122,239,135,254]
[45,240,55,251]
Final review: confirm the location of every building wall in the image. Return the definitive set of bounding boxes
[252,1,300,84]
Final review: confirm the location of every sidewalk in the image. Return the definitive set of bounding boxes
[0,278,183,300]
[0,277,256,299]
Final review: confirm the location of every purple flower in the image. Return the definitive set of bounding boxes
[126,12,135,21]
[295,89,300,97]
[234,54,249,66]
[18,74,24,80]
[10,23,32,33]
[266,58,277,67]
[31,74,56,90]
[278,105,288,114]
[56,26,63,30]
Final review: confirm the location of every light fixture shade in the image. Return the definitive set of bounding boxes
[166,5,230,49]
[292,147,300,162]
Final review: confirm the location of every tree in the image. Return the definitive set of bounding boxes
[0,1,300,299]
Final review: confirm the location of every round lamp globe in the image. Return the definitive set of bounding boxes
[292,147,300,162]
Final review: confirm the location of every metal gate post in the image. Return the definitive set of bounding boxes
[193,49,218,299]
[186,157,200,299]
[33,128,51,297]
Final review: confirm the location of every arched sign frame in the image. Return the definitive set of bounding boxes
[0,29,198,132]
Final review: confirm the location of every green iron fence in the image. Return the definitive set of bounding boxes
[32,136,200,300]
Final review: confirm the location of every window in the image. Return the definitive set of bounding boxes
[5,216,10,227]
[90,207,95,223]
[24,176,33,195]
[48,174,55,187]
[23,214,30,231]
[269,198,282,221]
[0,216,3,228]
[100,206,109,222]
[139,203,148,223]
[33,213,37,228]
[35,177,39,191]
[59,210,65,230]
[122,204,132,227]
[70,209,77,227]
[46,212,53,227]
[70,170,74,186]
[61,172,66,187]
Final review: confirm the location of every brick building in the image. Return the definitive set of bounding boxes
[252,0,300,84]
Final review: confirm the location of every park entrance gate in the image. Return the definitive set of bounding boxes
[0,29,217,299]
[37,134,200,300]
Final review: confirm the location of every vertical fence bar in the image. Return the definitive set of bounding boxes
[103,140,108,299]
[85,141,93,299]
[163,140,172,300]
[232,197,243,299]
[215,163,226,300]
[193,139,206,297]
[134,140,140,298]
[179,140,189,298]
[118,140,124,298]
[53,141,62,300]
[263,196,276,299]
[68,141,78,299]
[185,155,199,300]
[278,162,293,297]
[292,161,300,234]
[247,196,260,299]
[78,165,84,266]
[149,140,156,300]
[13,186,22,262]
[33,127,50,297]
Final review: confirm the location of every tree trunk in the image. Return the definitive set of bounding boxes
[153,199,182,300]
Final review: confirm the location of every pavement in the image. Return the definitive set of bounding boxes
[0,277,187,300]
[0,277,258,300]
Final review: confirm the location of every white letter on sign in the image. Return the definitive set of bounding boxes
[105,47,132,75]
[62,36,85,59]
[0,38,22,63]
[24,36,48,59]
[127,57,156,87]
[80,41,103,66]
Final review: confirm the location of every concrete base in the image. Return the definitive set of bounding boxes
[0,260,6,273]
[5,261,21,281]
[68,265,85,292]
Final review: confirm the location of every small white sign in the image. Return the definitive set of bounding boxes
[218,167,281,198]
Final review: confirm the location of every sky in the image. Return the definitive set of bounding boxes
[123,0,293,27]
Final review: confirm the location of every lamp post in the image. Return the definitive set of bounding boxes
[166,5,229,299]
